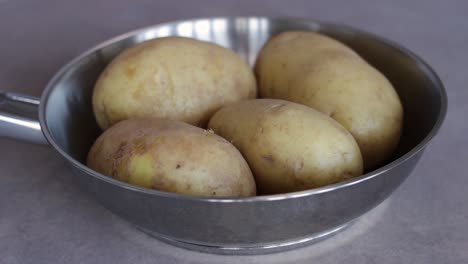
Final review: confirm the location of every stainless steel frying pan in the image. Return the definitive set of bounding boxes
[0,17,447,254]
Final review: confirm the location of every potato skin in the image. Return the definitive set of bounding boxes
[87,119,256,197]
[93,36,256,130]
[255,31,403,170]
[208,99,363,194]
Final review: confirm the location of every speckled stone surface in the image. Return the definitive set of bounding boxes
[1,0,466,263]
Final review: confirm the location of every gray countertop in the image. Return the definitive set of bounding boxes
[1,0,466,263]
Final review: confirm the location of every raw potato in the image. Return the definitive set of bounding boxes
[255,31,403,170]
[87,119,256,197]
[93,36,256,130]
[208,99,363,194]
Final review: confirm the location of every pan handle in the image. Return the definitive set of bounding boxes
[0,91,48,145]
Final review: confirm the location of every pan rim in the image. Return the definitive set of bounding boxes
[38,16,448,203]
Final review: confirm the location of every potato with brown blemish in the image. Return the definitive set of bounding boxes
[87,119,256,197]
[92,36,256,130]
[208,99,363,194]
[255,31,403,170]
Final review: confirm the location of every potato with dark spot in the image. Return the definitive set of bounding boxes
[87,119,256,197]
[208,99,363,194]
[93,36,256,130]
[255,31,403,170]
